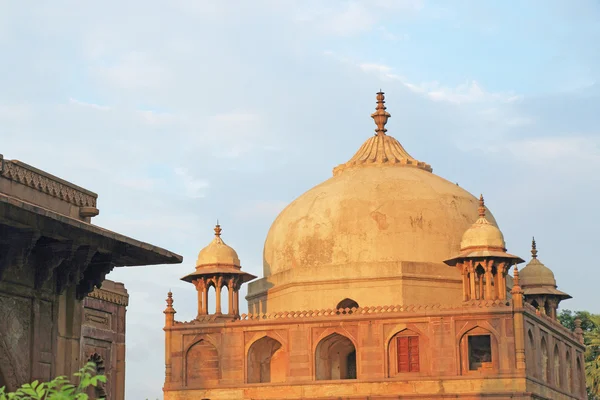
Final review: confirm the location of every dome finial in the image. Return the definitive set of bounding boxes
[478,194,486,218]
[531,237,538,259]
[371,91,391,136]
[214,222,222,237]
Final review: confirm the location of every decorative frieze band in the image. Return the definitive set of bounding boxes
[87,287,129,306]
[0,156,97,208]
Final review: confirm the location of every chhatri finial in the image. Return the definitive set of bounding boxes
[531,237,538,259]
[164,290,175,313]
[214,222,222,237]
[371,91,391,136]
[478,194,486,218]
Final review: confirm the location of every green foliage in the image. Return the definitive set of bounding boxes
[559,309,600,399]
[0,362,106,400]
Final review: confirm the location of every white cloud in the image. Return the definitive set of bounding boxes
[68,97,110,111]
[174,167,210,199]
[90,51,173,90]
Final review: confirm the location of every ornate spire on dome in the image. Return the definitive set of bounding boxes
[478,194,486,218]
[371,91,391,136]
[214,222,222,238]
[333,91,432,175]
[531,237,538,259]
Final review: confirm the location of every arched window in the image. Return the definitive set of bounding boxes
[336,298,359,314]
[186,339,220,387]
[315,333,357,380]
[540,337,549,382]
[526,330,536,377]
[553,344,560,387]
[460,327,498,374]
[565,350,572,392]
[388,329,421,376]
[247,336,285,384]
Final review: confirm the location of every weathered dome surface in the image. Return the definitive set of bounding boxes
[197,224,241,267]
[459,196,506,251]
[262,93,499,278]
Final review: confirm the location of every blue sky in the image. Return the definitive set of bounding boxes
[1,1,599,398]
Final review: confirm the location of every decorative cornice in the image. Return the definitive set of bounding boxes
[0,158,97,208]
[87,286,129,306]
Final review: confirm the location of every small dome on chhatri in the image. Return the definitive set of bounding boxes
[519,238,570,299]
[460,195,506,251]
[196,223,241,268]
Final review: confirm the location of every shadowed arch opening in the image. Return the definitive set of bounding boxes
[566,350,572,391]
[336,298,359,314]
[186,339,220,387]
[247,336,285,384]
[315,333,356,380]
[87,353,107,399]
[526,330,536,377]
[459,326,499,374]
[576,357,583,396]
[541,337,549,382]
[553,344,560,387]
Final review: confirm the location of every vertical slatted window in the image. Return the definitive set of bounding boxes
[397,336,419,372]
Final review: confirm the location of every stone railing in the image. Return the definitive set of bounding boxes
[0,155,97,208]
[174,300,513,325]
[522,302,578,340]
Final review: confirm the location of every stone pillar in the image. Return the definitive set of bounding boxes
[228,278,234,315]
[163,292,176,389]
[201,287,208,315]
[196,281,203,317]
[468,262,476,301]
[498,264,507,300]
[215,277,223,315]
[511,267,526,372]
[233,279,240,317]
[485,261,493,300]
[461,264,469,301]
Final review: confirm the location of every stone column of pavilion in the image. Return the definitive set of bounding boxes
[163,291,176,388]
[519,237,571,320]
[444,195,525,302]
[181,223,256,320]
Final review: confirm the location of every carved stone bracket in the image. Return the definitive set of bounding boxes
[0,226,40,280]
[31,239,76,290]
[75,253,115,300]
[55,245,97,295]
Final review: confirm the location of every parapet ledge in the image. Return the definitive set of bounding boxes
[173,300,513,325]
[0,154,99,214]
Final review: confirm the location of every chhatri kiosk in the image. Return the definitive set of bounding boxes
[163,92,584,400]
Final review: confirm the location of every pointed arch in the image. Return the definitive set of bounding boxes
[459,326,499,374]
[335,298,359,314]
[576,356,583,396]
[526,329,536,377]
[540,336,549,382]
[247,336,285,383]
[185,338,220,387]
[87,353,107,398]
[553,344,560,387]
[565,349,572,392]
[387,328,423,376]
[315,333,357,380]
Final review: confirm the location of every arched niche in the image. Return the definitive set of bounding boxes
[459,326,499,374]
[576,357,583,397]
[526,329,536,378]
[387,328,423,377]
[540,336,549,382]
[565,349,572,392]
[87,353,107,399]
[315,333,357,381]
[553,344,561,388]
[247,336,286,384]
[185,339,220,387]
[336,298,359,314]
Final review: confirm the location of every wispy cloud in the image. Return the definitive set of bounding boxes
[174,167,210,198]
